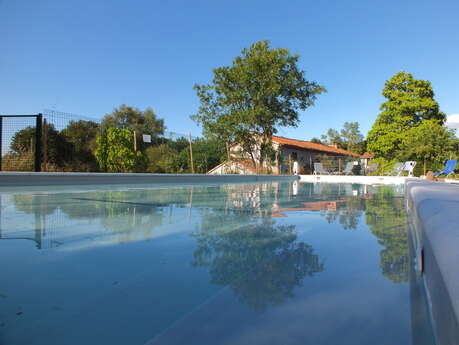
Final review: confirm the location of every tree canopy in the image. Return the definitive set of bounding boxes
[401,120,456,174]
[101,105,165,145]
[318,122,365,154]
[367,71,446,159]
[192,40,325,168]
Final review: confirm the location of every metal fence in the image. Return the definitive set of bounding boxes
[0,114,43,171]
[0,110,223,174]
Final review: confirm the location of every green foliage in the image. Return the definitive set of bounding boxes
[319,122,365,153]
[10,123,72,166]
[1,152,34,171]
[340,122,365,153]
[61,120,100,171]
[102,104,165,150]
[192,40,325,167]
[145,144,181,173]
[95,127,144,172]
[367,71,446,159]
[367,157,399,175]
[401,120,457,174]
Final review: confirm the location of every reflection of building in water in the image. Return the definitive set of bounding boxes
[272,200,349,217]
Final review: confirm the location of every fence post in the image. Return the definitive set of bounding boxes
[35,113,43,172]
[189,133,194,174]
[43,118,48,171]
[0,117,2,171]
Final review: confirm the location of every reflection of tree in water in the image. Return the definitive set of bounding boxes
[315,184,409,283]
[13,194,59,216]
[321,196,364,230]
[364,186,408,283]
[192,215,324,312]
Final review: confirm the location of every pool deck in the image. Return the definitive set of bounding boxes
[300,174,410,184]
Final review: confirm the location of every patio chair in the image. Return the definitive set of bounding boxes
[401,161,416,177]
[384,162,404,176]
[313,162,331,175]
[341,161,355,175]
[434,159,457,177]
[366,162,378,175]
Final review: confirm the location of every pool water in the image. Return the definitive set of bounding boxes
[0,181,433,345]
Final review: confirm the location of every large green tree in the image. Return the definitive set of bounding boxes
[192,40,325,169]
[401,119,456,175]
[367,71,446,158]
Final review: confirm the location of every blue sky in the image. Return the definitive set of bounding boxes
[1,0,459,139]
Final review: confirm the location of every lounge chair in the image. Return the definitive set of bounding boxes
[384,162,404,176]
[313,163,331,175]
[341,161,354,175]
[366,162,378,175]
[434,160,457,177]
[401,161,416,177]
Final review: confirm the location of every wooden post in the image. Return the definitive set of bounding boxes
[189,133,194,174]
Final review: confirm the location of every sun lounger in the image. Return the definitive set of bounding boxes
[383,162,404,176]
[434,160,457,177]
[313,163,331,175]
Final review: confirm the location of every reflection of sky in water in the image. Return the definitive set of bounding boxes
[0,182,429,345]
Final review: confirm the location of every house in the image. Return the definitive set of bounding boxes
[207,135,360,175]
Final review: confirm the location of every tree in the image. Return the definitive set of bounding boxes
[367,71,446,159]
[320,128,344,148]
[10,123,72,167]
[310,137,324,144]
[178,137,226,173]
[192,40,325,169]
[145,144,181,173]
[95,127,145,172]
[101,105,165,150]
[61,120,100,170]
[402,120,456,175]
[340,122,364,153]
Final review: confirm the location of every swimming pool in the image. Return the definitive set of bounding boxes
[0,181,434,345]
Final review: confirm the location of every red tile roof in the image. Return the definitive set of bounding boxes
[271,136,360,157]
[361,152,375,159]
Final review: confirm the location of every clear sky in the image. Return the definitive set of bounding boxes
[1,0,458,139]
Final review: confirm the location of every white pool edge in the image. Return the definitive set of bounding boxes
[300,174,410,185]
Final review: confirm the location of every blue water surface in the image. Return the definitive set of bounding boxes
[0,181,432,345]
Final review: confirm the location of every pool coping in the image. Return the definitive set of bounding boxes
[405,179,459,345]
[0,172,299,187]
[300,174,410,184]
